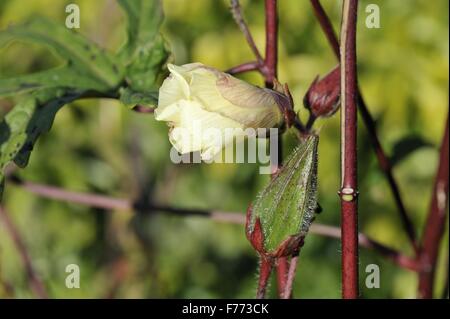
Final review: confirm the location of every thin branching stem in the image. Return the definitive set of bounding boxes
[230,0,264,66]
[418,115,449,298]
[9,177,421,272]
[0,206,47,298]
[226,61,260,75]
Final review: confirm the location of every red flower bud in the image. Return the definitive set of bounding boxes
[303,66,340,118]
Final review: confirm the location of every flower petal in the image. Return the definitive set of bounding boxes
[157,63,202,110]
[188,67,283,128]
[166,100,244,160]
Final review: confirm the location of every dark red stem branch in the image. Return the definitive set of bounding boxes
[0,206,48,298]
[226,61,260,75]
[256,257,273,299]
[339,0,359,299]
[310,0,340,58]
[281,255,299,299]
[262,0,289,298]
[310,0,419,253]
[263,0,278,87]
[276,257,289,297]
[418,115,449,298]
[230,0,264,66]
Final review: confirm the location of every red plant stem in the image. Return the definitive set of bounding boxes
[226,61,260,75]
[276,257,289,297]
[312,223,421,272]
[230,0,264,66]
[262,0,289,298]
[132,105,154,113]
[310,0,419,253]
[442,254,449,299]
[256,257,273,299]
[11,178,420,270]
[0,206,48,298]
[418,115,449,298]
[310,0,340,58]
[263,0,278,87]
[281,255,298,299]
[339,0,359,299]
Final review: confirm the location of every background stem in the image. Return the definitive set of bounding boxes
[418,115,449,298]
[9,176,420,271]
[0,206,47,298]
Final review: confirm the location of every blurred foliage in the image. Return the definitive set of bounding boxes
[0,0,170,192]
[0,0,448,298]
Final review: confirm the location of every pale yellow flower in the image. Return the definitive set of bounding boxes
[155,63,285,160]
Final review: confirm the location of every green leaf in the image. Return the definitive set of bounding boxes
[0,89,83,196]
[0,1,172,198]
[0,66,107,97]
[118,0,164,59]
[0,17,124,90]
[248,135,319,253]
[390,135,433,166]
[117,0,170,92]
[119,87,158,109]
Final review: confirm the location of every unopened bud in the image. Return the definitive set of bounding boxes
[246,135,319,258]
[303,66,340,118]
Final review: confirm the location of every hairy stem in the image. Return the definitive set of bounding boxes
[256,257,273,299]
[276,257,289,297]
[281,255,299,299]
[339,0,359,299]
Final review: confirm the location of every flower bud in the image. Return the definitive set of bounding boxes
[246,135,319,258]
[155,63,288,160]
[303,66,340,118]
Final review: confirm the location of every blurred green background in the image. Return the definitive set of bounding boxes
[0,0,448,298]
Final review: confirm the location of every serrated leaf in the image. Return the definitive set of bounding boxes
[248,135,319,254]
[0,89,83,197]
[119,87,158,109]
[117,0,170,92]
[0,17,124,89]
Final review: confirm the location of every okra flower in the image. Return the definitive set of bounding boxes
[155,63,287,160]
